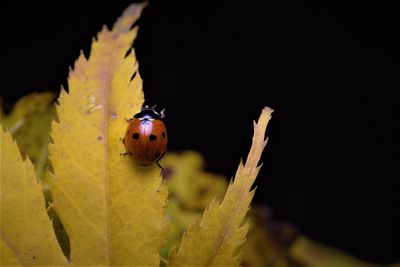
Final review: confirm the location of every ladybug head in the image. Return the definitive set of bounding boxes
[134,105,165,120]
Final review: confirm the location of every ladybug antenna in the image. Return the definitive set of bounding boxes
[160,108,166,118]
[139,105,165,118]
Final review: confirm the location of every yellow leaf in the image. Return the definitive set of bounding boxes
[48,3,167,266]
[0,129,67,266]
[160,151,228,260]
[1,92,71,259]
[168,107,273,267]
[162,200,201,265]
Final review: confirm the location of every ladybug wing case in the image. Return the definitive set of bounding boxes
[124,118,167,166]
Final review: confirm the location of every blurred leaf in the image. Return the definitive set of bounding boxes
[168,107,273,267]
[1,91,56,178]
[161,152,296,267]
[162,200,202,264]
[0,129,67,266]
[163,151,228,210]
[241,207,293,267]
[160,151,228,260]
[1,92,71,259]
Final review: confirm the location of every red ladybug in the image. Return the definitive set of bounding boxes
[122,106,167,168]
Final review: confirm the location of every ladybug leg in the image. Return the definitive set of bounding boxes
[119,137,125,144]
[124,117,133,123]
[156,161,164,177]
[159,150,166,160]
[156,150,166,176]
[120,151,131,156]
[156,161,163,170]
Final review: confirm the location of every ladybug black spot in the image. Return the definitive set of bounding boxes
[149,134,157,141]
[154,152,161,159]
[162,132,166,138]
[132,133,140,140]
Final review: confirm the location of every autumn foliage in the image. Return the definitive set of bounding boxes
[1,3,272,266]
[3,3,395,267]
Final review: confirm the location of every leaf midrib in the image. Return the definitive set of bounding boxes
[205,177,248,267]
[205,122,263,266]
[101,29,122,266]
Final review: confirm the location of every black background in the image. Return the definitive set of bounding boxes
[2,0,399,263]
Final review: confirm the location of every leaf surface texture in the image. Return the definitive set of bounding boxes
[48,3,167,266]
[0,129,67,266]
[168,107,273,267]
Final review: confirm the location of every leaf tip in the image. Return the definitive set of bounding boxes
[115,1,148,33]
[262,106,274,115]
[124,1,149,18]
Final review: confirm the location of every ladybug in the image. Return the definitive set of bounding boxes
[122,105,167,168]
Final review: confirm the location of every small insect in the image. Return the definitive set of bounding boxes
[122,105,167,169]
